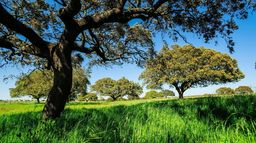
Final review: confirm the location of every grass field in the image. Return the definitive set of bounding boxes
[1,95,256,142]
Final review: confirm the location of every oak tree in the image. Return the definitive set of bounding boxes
[91,77,142,100]
[10,70,52,103]
[216,87,235,95]
[0,0,254,118]
[235,86,254,95]
[140,45,244,98]
[144,90,164,99]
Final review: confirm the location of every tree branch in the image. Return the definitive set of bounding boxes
[77,0,168,31]
[0,38,16,54]
[0,3,49,58]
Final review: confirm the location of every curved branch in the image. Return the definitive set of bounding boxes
[77,0,169,31]
[0,4,49,58]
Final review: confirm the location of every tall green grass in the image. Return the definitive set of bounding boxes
[1,95,256,142]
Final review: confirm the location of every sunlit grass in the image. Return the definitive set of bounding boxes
[1,95,256,142]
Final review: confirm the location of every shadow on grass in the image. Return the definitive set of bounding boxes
[1,95,256,142]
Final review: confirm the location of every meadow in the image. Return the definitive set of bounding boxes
[1,95,256,143]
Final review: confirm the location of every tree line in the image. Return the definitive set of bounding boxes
[11,45,252,102]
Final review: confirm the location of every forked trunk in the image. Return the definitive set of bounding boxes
[43,43,72,119]
[178,92,184,99]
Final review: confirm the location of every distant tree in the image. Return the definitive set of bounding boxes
[140,45,244,99]
[10,67,89,103]
[10,70,52,103]
[78,93,97,101]
[91,77,142,100]
[235,86,254,95]
[160,90,175,98]
[144,91,164,99]
[216,87,235,95]
[117,77,143,99]
[69,68,90,101]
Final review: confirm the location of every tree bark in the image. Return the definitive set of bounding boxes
[178,91,184,99]
[36,98,40,104]
[43,43,72,119]
[174,85,184,99]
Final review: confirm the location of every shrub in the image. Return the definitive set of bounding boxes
[235,86,254,95]
[216,87,235,95]
[144,91,164,99]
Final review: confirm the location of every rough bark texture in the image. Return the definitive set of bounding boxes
[43,43,72,118]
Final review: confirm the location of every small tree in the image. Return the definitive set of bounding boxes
[235,86,254,95]
[140,45,244,99]
[91,77,142,100]
[144,91,164,99]
[78,93,97,101]
[10,70,52,103]
[216,87,235,95]
[160,90,175,98]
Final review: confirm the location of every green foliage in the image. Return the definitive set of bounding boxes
[144,91,164,99]
[235,86,254,95]
[91,77,142,100]
[140,45,244,98]
[10,67,90,101]
[1,95,256,142]
[216,87,235,95]
[77,93,98,101]
[160,89,175,97]
[10,70,52,103]
[70,68,90,101]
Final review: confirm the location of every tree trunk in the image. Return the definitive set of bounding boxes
[36,98,40,104]
[43,43,72,119]
[178,91,184,99]
[174,85,184,99]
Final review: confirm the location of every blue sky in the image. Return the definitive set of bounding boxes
[0,14,255,100]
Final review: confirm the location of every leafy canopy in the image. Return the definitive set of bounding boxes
[140,45,244,98]
[144,90,164,99]
[0,0,255,67]
[10,70,52,102]
[91,77,142,100]
[235,86,254,95]
[216,87,235,95]
[77,93,98,101]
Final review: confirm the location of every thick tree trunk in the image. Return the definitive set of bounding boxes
[43,43,72,119]
[178,91,184,99]
[174,85,184,99]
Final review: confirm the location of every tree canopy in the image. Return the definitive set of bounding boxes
[10,70,52,103]
[0,0,254,118]
[216,87,235,95]
[77,93,98,101]
[235,86,254,95]
[144,90,164,99]
[10,67,90,102]
[91,77,142,100]
[140,45,244,98]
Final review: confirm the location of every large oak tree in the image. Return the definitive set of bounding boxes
[140,45,244,98]
[0,0,254,118]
